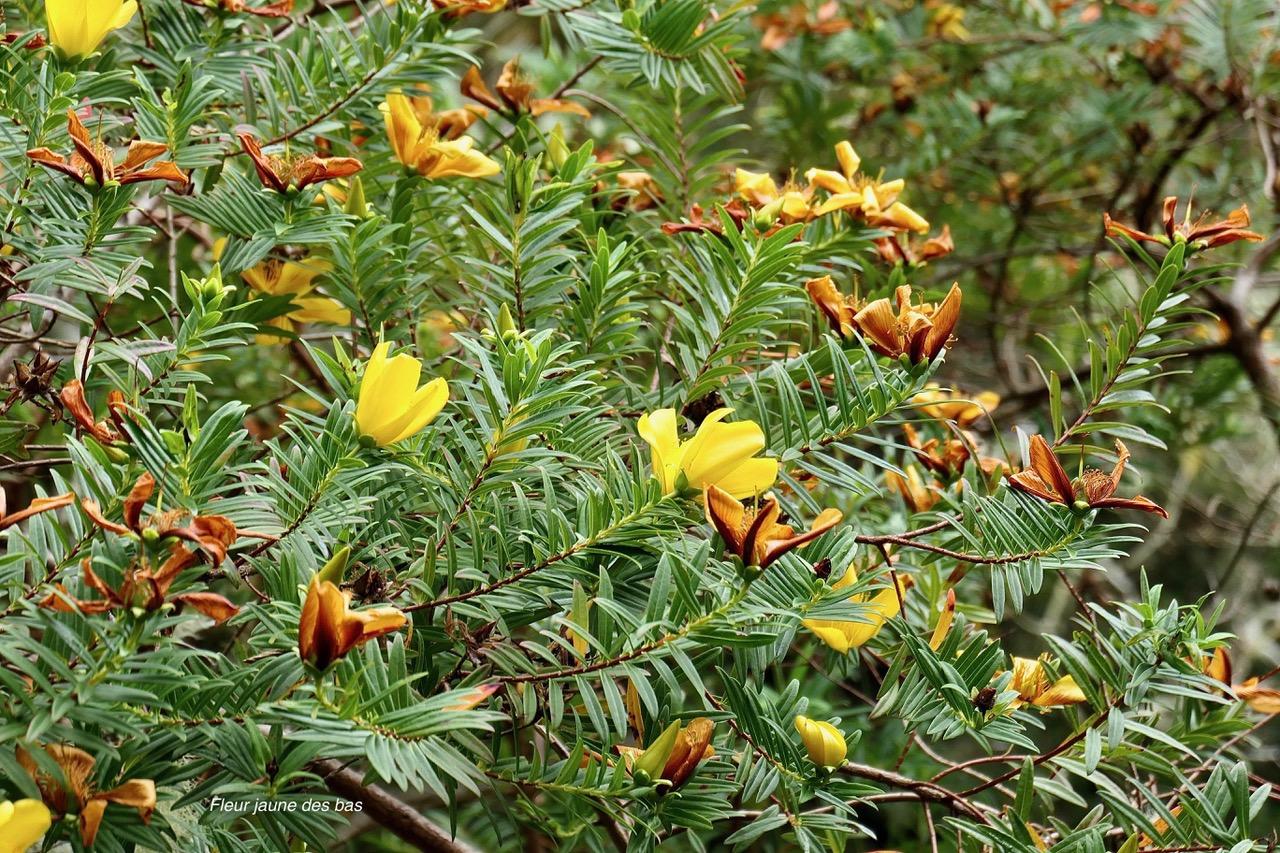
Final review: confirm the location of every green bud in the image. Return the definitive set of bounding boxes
[633,720,680,784]
[621,8,641,30]
[343,176,370,218]
[357,432,378,449]
[547,125,570,171]
[317,546,351,586]
[142,527,160,544]
[497,303,518,338]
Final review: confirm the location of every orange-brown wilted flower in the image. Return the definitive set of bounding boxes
[27,110,188,189]
[704,484,841,569]
[60,379,126,444]
[852,283,962,362]
[431,0,506,16]
[80,472,240,564]
[661,201,751,236]
[912,384,1000,427]
[41,548,239,624]
[1235,677,1280,714]
[238,133,363,194]
[1004,656,1087,710]
[1,31,47,48]
[902,423,970,478]
[885,464,943,513]
[805,275,860,338]
[461,59,590,118]
[1008,435,1168,518]
[0,492,75,531]
[16,744,156,847]
[616,718,715,791]
[875,225,954,266]
[1104,196,1265,250]
[755,1,850,50]
[181,0,293,15]
[298,575,407,671]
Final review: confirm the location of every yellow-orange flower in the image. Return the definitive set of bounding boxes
[1005,656,1087,709]
[45,0,136,58]
[241,256,350,344]
[885,464,943,512]
[354,342,450,447]
[637,408,778,499]
[17,744,155,847]
[734,168,814,224]
[794,715,847,767]
[803,565,910,653]
[806,141,929,232]
[704,484,841,569]
[852,283,962,361]
[380,90,500,179]
[298,575,406,671]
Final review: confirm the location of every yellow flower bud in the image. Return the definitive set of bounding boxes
[794,715,847,768]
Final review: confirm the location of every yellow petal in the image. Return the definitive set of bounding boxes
[1032,675,1087,707]
[794,715,847,767]
[802,618,855,654]
[385,377,449,445]
[805,167,852,195]
[834,141,860,180]
[0,799,53,852]
[814,191,865,217]
[637,409,681,494]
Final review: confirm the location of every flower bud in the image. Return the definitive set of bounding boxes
[794,715,846,768]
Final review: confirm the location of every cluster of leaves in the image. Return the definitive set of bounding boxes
[1,0,1278,851]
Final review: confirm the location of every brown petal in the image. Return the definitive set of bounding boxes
[495,58,534,111]
[461,65,504,111]
[150,543,199,593]
[238,133,289,193]
[852,297,902,357]
[662,718,715,788]
[920,282,962,360]
[69,131,108,186]
[123,473,156,531]
[174,592,240,623]
[1160,195,1179,239]
[120,160,189,186]
[164,514,238,565]
[1027,435,1074,504]
[529,98,591,118]
[61,379,119,443]
[97,778,156,822]
[1102,212,1161,244]
[80,798,108,846]
[1094,495,1169,518]
[290,155,363,191]
[806,275,853,338]
[704,484,748,558]
[1235,677,1280,714]
[759,507,842,569]
[741,496,783,567]
[119,140,168,174]
[26,147,84,181]
[0,492,75,530]
[81,498,133,535]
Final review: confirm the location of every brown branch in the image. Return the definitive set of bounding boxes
[312,759,483,853]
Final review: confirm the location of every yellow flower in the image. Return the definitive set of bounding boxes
[380,90,500,179]
[1006,656,1087,709]
[0,800,52,853]
[806,141,929,232]
[637,408,778,499]
[794,715,847,767]
[927,2,970,41]
[803,565,909,653]
[354,342,450,447]
[45,0,136,58]
[734,168,813,224]
[241,256,351,345]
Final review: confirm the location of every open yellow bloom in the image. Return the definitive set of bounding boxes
[45,0,136,58]
[241,256,350,344]
[794,715,847,767]
[806,141,929,232]
[637,408,777,499]
[1006,656,1087,709]
[354,342,449,447]
[734,168,813,224]
[803,565,909,654]
[380,90,500,179]
[0,800,52,853]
